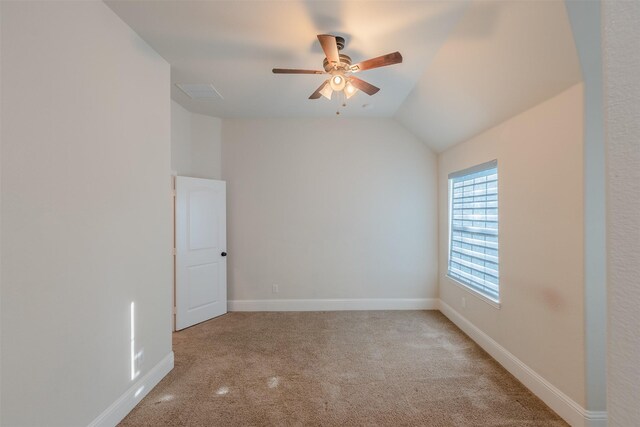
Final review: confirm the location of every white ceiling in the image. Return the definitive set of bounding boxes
[395,0,582,151]
[105,0,582,151]
[106,0,469,118]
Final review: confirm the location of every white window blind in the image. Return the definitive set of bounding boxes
[448,161,499,301]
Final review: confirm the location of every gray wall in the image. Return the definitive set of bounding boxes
[604,1,640,424]
[1,2,172,425]
[221,118,438,304]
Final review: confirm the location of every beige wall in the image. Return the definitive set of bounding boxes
[222,118,438,303]
[438,84,586,405]
[1,2,172,425]
[603,1,640,424]
[171,100,221,179]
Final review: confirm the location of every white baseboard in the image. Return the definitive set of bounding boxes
[88,351,174,427]
[229,298,438,312]
[438,300,606,427]
[583,411,608,427]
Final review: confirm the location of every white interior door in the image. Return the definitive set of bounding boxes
[175,176,227,330]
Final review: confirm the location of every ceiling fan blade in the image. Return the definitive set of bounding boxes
[350,51,403,73]
[273,68,324,74]
[348,76,380,96]
[317,34,340,66]
[309,80,329,99]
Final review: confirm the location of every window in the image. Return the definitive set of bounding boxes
[448,160,499,302]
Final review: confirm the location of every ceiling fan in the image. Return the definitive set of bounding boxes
[273,34,403,101]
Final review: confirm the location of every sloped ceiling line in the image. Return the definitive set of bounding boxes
[394,0,582,152]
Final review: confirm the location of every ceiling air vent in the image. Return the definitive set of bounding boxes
[175,83,223,100]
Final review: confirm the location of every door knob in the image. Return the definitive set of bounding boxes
[221,252,227,257]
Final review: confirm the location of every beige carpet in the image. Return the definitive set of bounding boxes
[120,311,567,426]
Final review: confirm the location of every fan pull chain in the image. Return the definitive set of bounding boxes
[336,91,347,115]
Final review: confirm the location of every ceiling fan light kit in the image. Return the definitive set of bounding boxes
[330,74,346,91]
[344,82,357,99]
[273,34,403,111]
[319,82,333,100]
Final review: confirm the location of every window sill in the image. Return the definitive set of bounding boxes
[445,275,502,309]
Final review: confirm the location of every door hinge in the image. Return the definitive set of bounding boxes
[173,306,176,315]
[172,247,177,256]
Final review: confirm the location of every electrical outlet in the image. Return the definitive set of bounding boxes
[272,284,279,294]
[461,296,466,309]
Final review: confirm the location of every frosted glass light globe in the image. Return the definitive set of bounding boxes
[330,74,346,91]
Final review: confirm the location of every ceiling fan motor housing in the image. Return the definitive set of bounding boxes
[323,54,352,72]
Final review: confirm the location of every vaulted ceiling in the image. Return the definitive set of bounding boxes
[106,0,582,152]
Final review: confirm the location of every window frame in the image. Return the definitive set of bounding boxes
[447,160,500,305]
